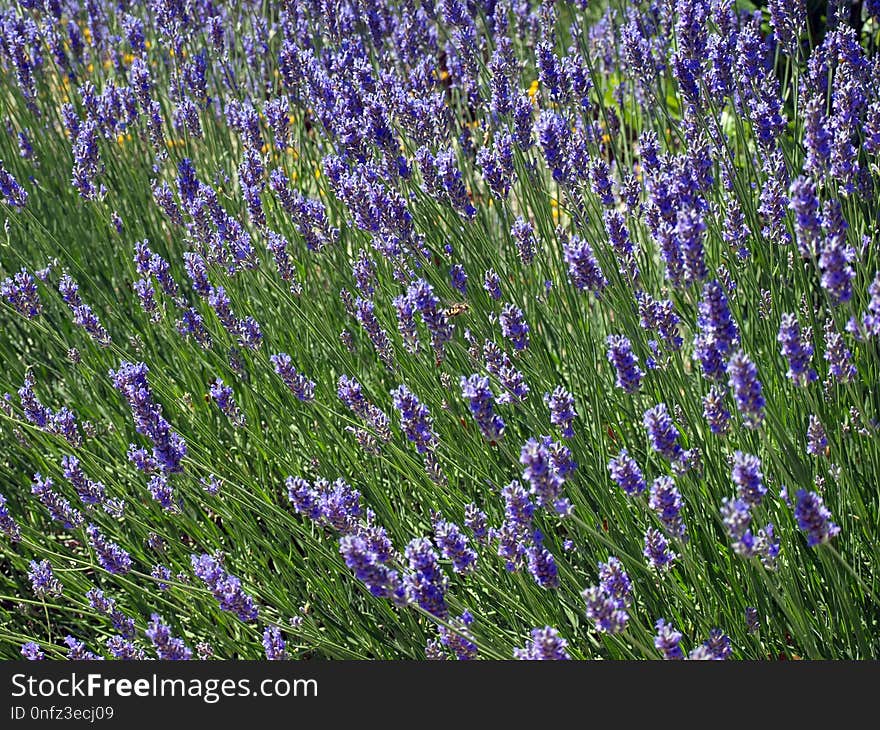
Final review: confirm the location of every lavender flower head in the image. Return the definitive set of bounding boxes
[520,437,570,515]
[21,642,44,660]
[606,334,644,393]
[564,234,608,296]
[209,377,246,427]
[32,474,84,529]
[499,303,530,351]
[86,524,132,574]
[727,351,765,428]
[407,279,454,358]
[778,314,816,385]
[191,553,259,622]
[694,280,739,380]
[460,375,505,442]
[526,537,560,590]
[654,619,684,660]
[513,627,571,660]
[1,268,41,318]
[608,449,647,496]
[511,217,537,266]
[806,415,828,456]
[649,476,686,538]
[0,493,21,542]
[271,353,316,402]
[544,386,577,438]
[63,636,103,661]
[28,559,62,598]
[643,403,684,462]
[339,533,404,602]
[403,537,448,619]
[731,451,766,507]
[109,361,186,474]
[262,626,288,660]
[702,386,731,435]
[391,384,438,454]
[146,614,192,660]
[450,264,467,295]
[794,490,840,547]
[0,160,28,208]
[720,498,779,568]
[432,514,477,575]
[583,557,631,635]
[484,269,502,300]
[644,528,677,571]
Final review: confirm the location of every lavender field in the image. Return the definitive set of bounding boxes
[1,0,879,660]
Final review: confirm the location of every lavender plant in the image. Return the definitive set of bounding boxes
[0,0,878,661]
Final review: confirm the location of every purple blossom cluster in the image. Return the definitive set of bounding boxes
[271,353,316,402]
[146,615,192,660]
[86,524,132,575]
[57,273,111,346]
[209,377,246,427]
[606,335,643,393]
[460,375,505,442]
[28,559,62,597]
[0,493,21,542]
[643,403,684,463]
[110,361,186,475]
[649,476,687,538]
[608,449,647,496]
[16,372,82,446]
[391,384,438,456]
[654,620,732,660]
[582,557,631,635]
[287,477,362,535]
[483,340,529,404]
[543,386,576,439]
[721,453,779,567]
[519,436,575,516]
[513,627,571,660]
[191,553,259,623]
[794,490,840,547]
[2,268,41,318]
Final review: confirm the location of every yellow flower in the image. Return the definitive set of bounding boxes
[528,79,540,101]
